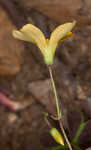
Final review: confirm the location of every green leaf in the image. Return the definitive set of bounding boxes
[73,144,82,150]
[72,121,87,144]
[50,144,67,150]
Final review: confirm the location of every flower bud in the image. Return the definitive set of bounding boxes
[50,128,64,145]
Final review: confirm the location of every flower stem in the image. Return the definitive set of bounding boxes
[48,66,61,119]
[59,120,73,150]
[48,66,73,150]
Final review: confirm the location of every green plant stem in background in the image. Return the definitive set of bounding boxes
[48,66,73,150]
[72,121,87,144]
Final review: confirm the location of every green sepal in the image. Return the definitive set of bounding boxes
[43,47,54,65]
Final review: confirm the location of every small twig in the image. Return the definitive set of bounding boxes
[0,91,32,111]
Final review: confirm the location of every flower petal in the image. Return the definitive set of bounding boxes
[49,21,76,55]
[59,32,75,42]
[12,24,46,55]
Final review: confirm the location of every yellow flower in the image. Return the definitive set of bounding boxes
[50,128,64,146]
[12,21,76,65]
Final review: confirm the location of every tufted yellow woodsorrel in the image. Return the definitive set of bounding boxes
[12,21,76,65]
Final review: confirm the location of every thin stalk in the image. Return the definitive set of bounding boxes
[59,120,73,150]
[48,66,61,119]
[44,113,52,128]
[48,66,73,150]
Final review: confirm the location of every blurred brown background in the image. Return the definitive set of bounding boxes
[0,0,91,150]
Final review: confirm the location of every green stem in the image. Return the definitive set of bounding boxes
[48,66,73,150]
[59,120,73,150]
[48,66,61,119]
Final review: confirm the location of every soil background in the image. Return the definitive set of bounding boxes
[0,0,91,150]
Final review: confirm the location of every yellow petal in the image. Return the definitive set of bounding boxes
[12,24,47,55]
[60,32,75,42]
[46,38,49,44]
[49,21,76,55]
